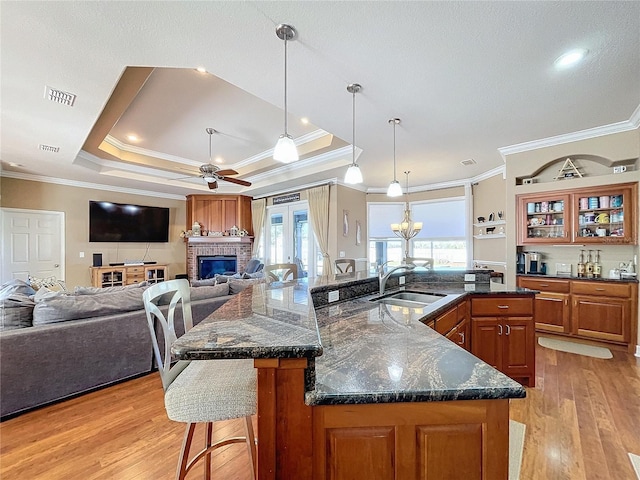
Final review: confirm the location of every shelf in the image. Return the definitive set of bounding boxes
[473,220,506,228]
[473,233,506,239]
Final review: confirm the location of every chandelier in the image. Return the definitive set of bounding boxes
[391,171,423,258]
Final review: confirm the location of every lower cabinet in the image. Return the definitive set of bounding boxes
[517,276,637,351]
[435,300,470,351]
[471,297,535,387]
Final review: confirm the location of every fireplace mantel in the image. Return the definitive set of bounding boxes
[186,236,253,245]
[186,236,253,280]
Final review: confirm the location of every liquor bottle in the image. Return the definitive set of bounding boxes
[586,250,594,278]
[577,250,585,278]
[593,250,602,278]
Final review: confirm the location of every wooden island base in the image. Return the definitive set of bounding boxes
[256,358,510,480]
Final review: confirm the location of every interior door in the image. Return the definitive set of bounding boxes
[1,208,65,283]
[266,202,315,278]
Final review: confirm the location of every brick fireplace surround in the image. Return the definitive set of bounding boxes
[186,236,253,280]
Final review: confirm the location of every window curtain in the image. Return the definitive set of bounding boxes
[251,198,266,257]
[307,185,331,274]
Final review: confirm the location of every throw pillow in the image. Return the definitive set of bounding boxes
[243,272,265,279]
[228,277,266,295]
[0,279,36,298]
[0,293,35,330]
[189,283,230,301]
[74,281,148,295]
[28,275,68,292]
[190,277,217,287]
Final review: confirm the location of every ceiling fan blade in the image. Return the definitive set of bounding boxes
[207,181,218,190]
[220,176,251,187]
[215,169,239,176]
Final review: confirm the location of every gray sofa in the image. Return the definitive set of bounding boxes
[0,279,257,419]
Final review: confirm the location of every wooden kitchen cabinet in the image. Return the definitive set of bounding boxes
[471,296,535,387]
[517,275,637,352]
[437,300,470,351]
[517,276,570,334]
[186,194,252,235]
[516,182,637,245]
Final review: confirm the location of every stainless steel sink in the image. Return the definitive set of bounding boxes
[387,292,446,304]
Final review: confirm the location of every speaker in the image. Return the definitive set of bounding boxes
[92,253,103,267]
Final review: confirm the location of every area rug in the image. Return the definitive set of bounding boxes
[538,336,613,359]
[509,420,526,480]
[629,453,640,480]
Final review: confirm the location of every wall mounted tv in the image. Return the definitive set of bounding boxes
[89,201,170,243]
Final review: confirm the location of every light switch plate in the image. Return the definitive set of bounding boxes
[328,290,339,302]
[464,274,476,282]
[339,251,346,258]
[464,283,476,291]
[399,276,406,285]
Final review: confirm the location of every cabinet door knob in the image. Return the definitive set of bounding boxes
[498,324,503,335]
[506,325,511,335]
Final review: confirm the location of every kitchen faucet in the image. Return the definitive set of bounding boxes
[378,262,415,296]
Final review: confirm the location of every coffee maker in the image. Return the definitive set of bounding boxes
[524,252,545,274]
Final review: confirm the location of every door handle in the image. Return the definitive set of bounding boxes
[498,324,503,335]
[506,325,511,336]
[54,264,60,268]
[458,332,465,345]
[497,305,509,309]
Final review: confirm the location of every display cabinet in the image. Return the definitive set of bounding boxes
[186,194,252,236]
[517,182,637,245]
[90,265,167,288]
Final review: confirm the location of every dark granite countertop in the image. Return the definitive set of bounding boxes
[517,273,638,283]
[172,273,529,406]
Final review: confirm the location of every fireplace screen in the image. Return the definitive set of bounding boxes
[198,255,237,279]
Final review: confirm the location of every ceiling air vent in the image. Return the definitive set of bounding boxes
[44,86,76,106]
[460,158,477,166]
[40,144,60,153]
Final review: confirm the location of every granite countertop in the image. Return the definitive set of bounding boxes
[517,273,638,283]
[171,273,529,406]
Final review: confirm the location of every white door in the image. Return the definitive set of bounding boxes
[266,202,316,278]
[1,208,65,283]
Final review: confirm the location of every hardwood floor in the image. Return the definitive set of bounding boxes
[1,340,639,480]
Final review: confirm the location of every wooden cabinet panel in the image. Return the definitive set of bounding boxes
[517,192,571,245]
[533,292,570,333]
[186,194,253,235]
[571,280,631,298]
[471,318,502,369]
[435,306,457,335]
[325,427,395,480]
[502,318,535,378]
[471,297,533,316]
[417,424,482,480]
[572,295,629,343]
[518,277,570,294]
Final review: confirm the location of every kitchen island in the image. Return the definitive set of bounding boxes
[172,271,533,480]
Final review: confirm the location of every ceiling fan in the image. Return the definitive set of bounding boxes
[191,128,252,190]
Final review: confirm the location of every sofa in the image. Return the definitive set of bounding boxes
[0,277,262,419]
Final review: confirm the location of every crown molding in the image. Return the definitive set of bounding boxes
[1,171,185,200]
[104,135,202,166]
[471,165,505,183]
[498,105,640,160]
[367,177,472,195]
[252,178,338,200]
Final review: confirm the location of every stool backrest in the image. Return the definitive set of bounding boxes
[405,257,434,270]
[142,279,193,391]
[264,263,298,282]
[334,258,355,274]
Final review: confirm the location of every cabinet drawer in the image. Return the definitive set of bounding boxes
[571,281,631,298]
[518,277,570,294]
[127,266,144,274]
[435,307,458,335]
[457,301,467,322]
[471,297,533,316]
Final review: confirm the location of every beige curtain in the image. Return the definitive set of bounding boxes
[251,198,266,258]
[308,185,331,274]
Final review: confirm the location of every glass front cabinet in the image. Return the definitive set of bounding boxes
[517,182,637,246]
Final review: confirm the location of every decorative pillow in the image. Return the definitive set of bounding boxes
[32,289,144,325]
[242,271,265,279]
[189,283,230,301]
[0,293,35,330]
[213,274,231,284]
[28,275,68,292]
[74,281,148,295]
[0,279,36,298]
[190,277,217,287]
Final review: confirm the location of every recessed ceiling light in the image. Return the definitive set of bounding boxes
[196,67,207,73]
[214,156,224,164]
[126,134,139,142]
[301,117,309,125]
[554,49,588,69]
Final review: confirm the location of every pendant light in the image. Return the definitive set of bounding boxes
[344,83,363,184]
[387,118,403,197]
[273,24,299,163]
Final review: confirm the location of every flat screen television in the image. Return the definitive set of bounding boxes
[89,201,170,243]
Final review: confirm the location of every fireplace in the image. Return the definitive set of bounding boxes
[198,255,237,279]
[186,236,253,281]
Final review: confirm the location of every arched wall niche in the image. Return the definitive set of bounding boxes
[516,154,637,185]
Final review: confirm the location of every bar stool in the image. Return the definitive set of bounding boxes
[264,263,298,282]
[334,258,356,274]
[143,279,257,479]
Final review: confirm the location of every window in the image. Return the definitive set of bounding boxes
[368,197,468,271]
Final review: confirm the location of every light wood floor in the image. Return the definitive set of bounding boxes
[1,340,639,480]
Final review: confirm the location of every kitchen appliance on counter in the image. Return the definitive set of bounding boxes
[523,252,546,274]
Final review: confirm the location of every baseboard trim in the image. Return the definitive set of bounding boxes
[635,345,640,358]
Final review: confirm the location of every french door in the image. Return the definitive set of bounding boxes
[266,202,316,278]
